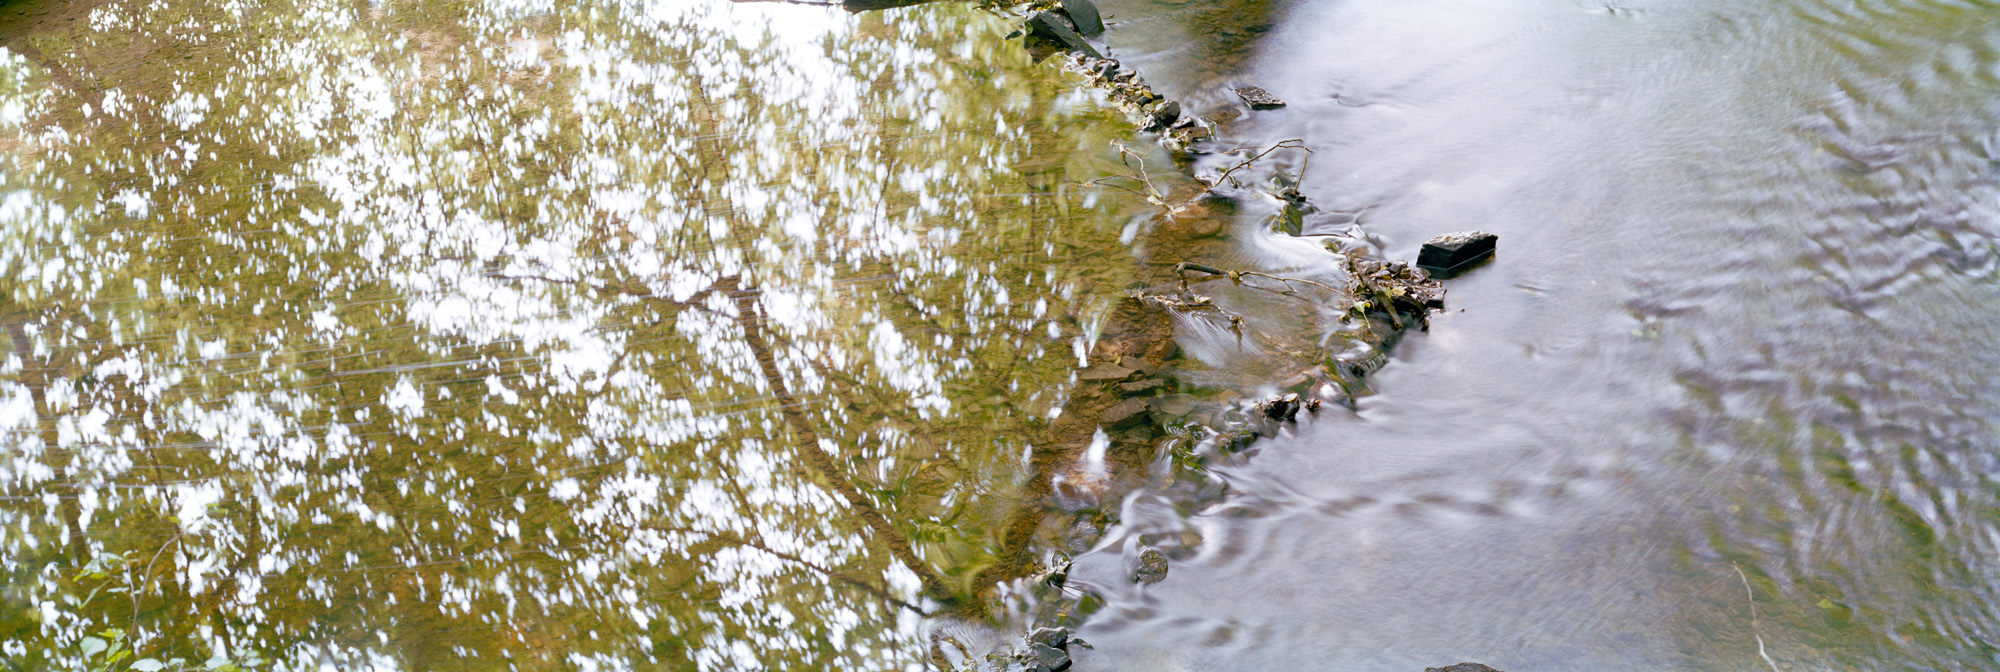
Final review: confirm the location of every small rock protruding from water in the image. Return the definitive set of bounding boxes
[1026,12,1102,58]
[1062,0,1104,36]
[1415,230,1498,279]
[1132,548,1170,585]
[1029,628,1073,672]
[1424,664,1505,672]
[1234,86,1287,109]
[1259,392,1317,421]
[1150,100,1182,129]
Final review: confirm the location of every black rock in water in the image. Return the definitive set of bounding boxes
[1027,12,1101,58]
[1425,664,1504,672]
[1028,627,1069,651]
[1415,230,1498,278]
[1234,86,1287,109]
[1151,100,1182,128]
[1062,0,1104,36]
[1029,642,1071,672]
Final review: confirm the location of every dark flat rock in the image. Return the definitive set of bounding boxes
[1079,361,1137,380]
[1027,12,1101,58]
[1100,397,1150,428]
[1415,230,1498,278]
[1425,664,1504,672]
[1234,86,1287,109]
[1062,0,1103,36]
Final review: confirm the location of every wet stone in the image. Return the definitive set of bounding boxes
[1151,393,1198,417]
[1029,627,1069,651]
[1029,642,1071,672]
[1079,361,1137,380]
[1061,0,1103,36]
[1415,230,1498,279]
[1132,548,1170,584]
[1151,100,1182,128]
[1234,86,1287,109]
[1425,664,1504,672]
[1260,393,1305,421]
[1118,378,1165,394]
[1026,12,1101,58]
[1101,397,1151,428]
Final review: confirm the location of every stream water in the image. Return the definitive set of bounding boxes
[1071,0,2000,670]
[2,0,1998,670]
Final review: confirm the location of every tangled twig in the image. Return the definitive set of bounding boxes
[1174,262,1342,297]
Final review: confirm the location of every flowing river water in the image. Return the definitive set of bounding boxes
[1,0,1998,670]
[1070,0,2000,670]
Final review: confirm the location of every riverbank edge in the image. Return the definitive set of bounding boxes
[935,2,1450,670]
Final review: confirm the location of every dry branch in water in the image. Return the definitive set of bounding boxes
[1085,139,1312,222]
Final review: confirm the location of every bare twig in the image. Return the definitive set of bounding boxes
[1174,262,1343,298]
[1085,139,1311,223]
[1203,139,1310,191]
[1733,563,1783,672]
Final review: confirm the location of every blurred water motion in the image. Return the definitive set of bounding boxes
[1071,0,2000,670]
[0,0,1163,668]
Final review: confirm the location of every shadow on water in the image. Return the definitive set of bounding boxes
[1063,0,2000,670]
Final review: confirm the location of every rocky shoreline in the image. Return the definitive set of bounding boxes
[918,2,1490,670]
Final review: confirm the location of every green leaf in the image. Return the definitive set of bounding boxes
[130,660,167,672]
[80,637,108,657]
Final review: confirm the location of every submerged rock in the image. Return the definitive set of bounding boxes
[1132,548,1170,584]
[1118,378,1166,394]
[1234,85,1287,109]
[1100,397,1150,428]
[1079,361,1137,380]
[1424,664,1504,672]
[1415,230,1498,278]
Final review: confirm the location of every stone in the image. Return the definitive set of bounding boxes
[1132,548,1169,584]
[1100,397,1150,428]
[1150,100,1182,128]
[1062,0,1104,36]
[1026,12,1102,58]
[1234,86,1287,109]
[1118,378,1165,394]
[1260,393,1303,421]
[1079,361,1137,380]
[1415,230,1498,279]
[1028,627,1069,651]
[1150,393,1198,416]
[1425,664,1504,672]
[1030,642,1072,672]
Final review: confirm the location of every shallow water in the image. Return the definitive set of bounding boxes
[8,0,2000,669]
[1072,0,2000,670]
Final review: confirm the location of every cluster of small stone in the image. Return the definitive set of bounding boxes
[996,0,1214,149]
[972,625,1076,672]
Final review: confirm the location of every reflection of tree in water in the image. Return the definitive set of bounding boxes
[0,0,1147,668]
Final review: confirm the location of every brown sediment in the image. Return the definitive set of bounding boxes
[0,0,108,49]
[965,293,1178,599]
